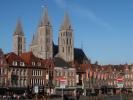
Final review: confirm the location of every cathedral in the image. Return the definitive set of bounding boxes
[13,7,90,64]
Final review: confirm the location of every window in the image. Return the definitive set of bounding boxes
[62,47,64,53]
[65,71,67,76]
[72,80,75,86]
[20,62,25,66]
[0,60,3,65]
[56,71,59,76]
[12,61,17,66]
[68,47,70,53]
[32,62,35,66]
[69,71,71,76]
[4,69,7,74]
[67,38,68,45]
[69,80,72,86]
[37,62,41,66]
[57,80,59,86]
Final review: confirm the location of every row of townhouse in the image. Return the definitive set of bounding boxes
[80,64,133,94]
[2,46,133,95]
[0,48,77,94]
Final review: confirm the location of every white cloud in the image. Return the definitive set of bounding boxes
[54,0,111,29]
[75,7,111,29]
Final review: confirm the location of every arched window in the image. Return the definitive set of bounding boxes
[70,38,71,45]
[68,46,70,53]
[67,38,68,45]
[62,47,64,53]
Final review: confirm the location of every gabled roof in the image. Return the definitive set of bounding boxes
[53,44,58,57]
[54,57,72,68]
[74,48,90,64]
[20,52,42,64]
[53,45,90,64]
[5,52,25,65]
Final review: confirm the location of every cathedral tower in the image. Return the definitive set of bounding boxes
[30,7,53,59]
[58,13,74,62]
[13,19,25,56]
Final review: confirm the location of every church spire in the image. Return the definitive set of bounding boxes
[13,19,26,56]
[14,19,24,36]
[40,6,51,27]
[61,12,72,30]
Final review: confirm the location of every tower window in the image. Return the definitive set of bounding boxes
[70,38,71,45]
[62,47,64,53]
[67,38,68,45]
[68,46,70,53]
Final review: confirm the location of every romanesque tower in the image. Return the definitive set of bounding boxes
[58,13,74,62]
[13,19,25,56]
[30,7,53,59]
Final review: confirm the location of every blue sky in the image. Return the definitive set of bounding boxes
[0,0,133,65]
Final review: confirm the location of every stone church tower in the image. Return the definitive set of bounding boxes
[13,19,25,56]
[58,13,74,62]
[30,7,53,59]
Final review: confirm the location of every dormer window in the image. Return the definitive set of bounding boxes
[32,62,35,66]
[15,62,17,66]
[20,62,25,66]
[12,61,17,66]
[37,62,41,66]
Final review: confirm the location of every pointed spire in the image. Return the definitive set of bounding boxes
[40,6,51,27]
[14,19,24,36]
[32,33,35,41]
[61,12,72,30]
